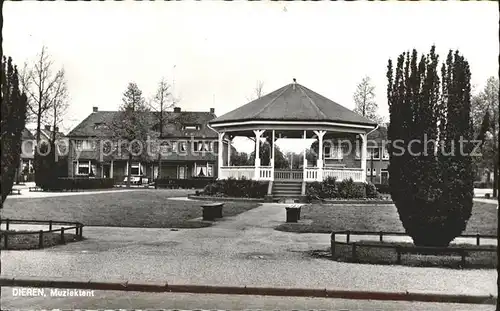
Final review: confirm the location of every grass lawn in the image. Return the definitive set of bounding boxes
[1,190,260,229]
[276,201,497,235]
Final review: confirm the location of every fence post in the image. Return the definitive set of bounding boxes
[49,220,52,231]
[331,232,336,258]
[476,234,480,246]
[5,219,9,231]
[79,224,83,239]
[346,231,350,244]
[352,242,357,261]
[39,231,44,248]
[60,228,65,244]
[379,231,383,242]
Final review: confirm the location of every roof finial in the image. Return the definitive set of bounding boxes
[293,78,296,90]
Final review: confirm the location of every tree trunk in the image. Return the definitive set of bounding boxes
[493,109,498,198]
[127,154,132,188]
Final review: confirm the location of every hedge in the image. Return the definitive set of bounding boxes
[39,178,115,191]
[306,177,379,201]
[374,183,391,194]
[202,177,268,198]
[155,177,215,189]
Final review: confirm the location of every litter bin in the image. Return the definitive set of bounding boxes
[202,206,217,221]
[286,207,300,223]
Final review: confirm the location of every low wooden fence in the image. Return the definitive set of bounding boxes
[330,230,497,260]
[0,219,84,249]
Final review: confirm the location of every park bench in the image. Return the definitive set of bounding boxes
[29,186,42,192]
[201,202,224,221]
[10,189,21,195]
[396,246,468,266]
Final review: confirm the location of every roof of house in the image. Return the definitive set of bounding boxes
[21,128,35,140]
[210,82,377,126]
[67,110,218,138]
[40,128,66,141]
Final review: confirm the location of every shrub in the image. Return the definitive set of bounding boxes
[39,178,115,191]
[202,177,268,198]
[365,182,379,198]
[387,47,474,246]
[337,178,365,199]
[155,177,215,189]
[374,183,391,194]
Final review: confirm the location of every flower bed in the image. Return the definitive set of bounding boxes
[306,177,382,201]
[201,178,269,199]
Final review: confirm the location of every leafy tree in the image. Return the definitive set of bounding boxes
[230,149,250,166]
[1,56,28,204]
[387,46,474,247]
[248,141,289,169]
[111,82,155,188]
[353,76,384,124]
[471,77,499,196]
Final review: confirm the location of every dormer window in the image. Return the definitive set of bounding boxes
[183,124,200,130]
[94,123,108,130]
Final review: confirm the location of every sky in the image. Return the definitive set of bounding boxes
[3,1,499,153]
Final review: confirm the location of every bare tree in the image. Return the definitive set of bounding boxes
[21,46,67,145]
[246,80,265,101]
[149,78,174,181]
[353,76,383,124]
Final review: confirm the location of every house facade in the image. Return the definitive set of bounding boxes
[17,128,36,182]
[66,107,228,182]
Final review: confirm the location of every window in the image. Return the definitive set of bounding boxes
[382,145,389,160]
[184,124,200,130]
[324,144,343,159]
[366,168,377,177]
[94,123,108,130]
[178,141,187,152]
[368,147,380,160]
[194,163,214,177]
[75,140,96,151]
[76,161,89,175]
[194,141,210,152]
[130,163,143,176]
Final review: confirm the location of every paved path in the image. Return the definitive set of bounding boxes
[1,203,496,300]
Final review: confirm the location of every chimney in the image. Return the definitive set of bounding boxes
[293,78,297,90]
[93,106,98,112]
[44,125,51,131]
[210,108,215,114]
[174,107,181,113]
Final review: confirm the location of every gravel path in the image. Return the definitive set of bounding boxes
[1,203,497,297]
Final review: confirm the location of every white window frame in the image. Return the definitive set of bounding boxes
[382,145,389,160]
[130,163,143,176]
[75,160,92,176]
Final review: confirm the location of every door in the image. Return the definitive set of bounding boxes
[103,165,111,179]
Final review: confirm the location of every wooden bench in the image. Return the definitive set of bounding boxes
[201,203,224,221]
[396,246,468,266]
[10,189,21,195]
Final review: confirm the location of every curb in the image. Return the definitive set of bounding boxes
[0,278,496,305]
[187,194,266,203]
